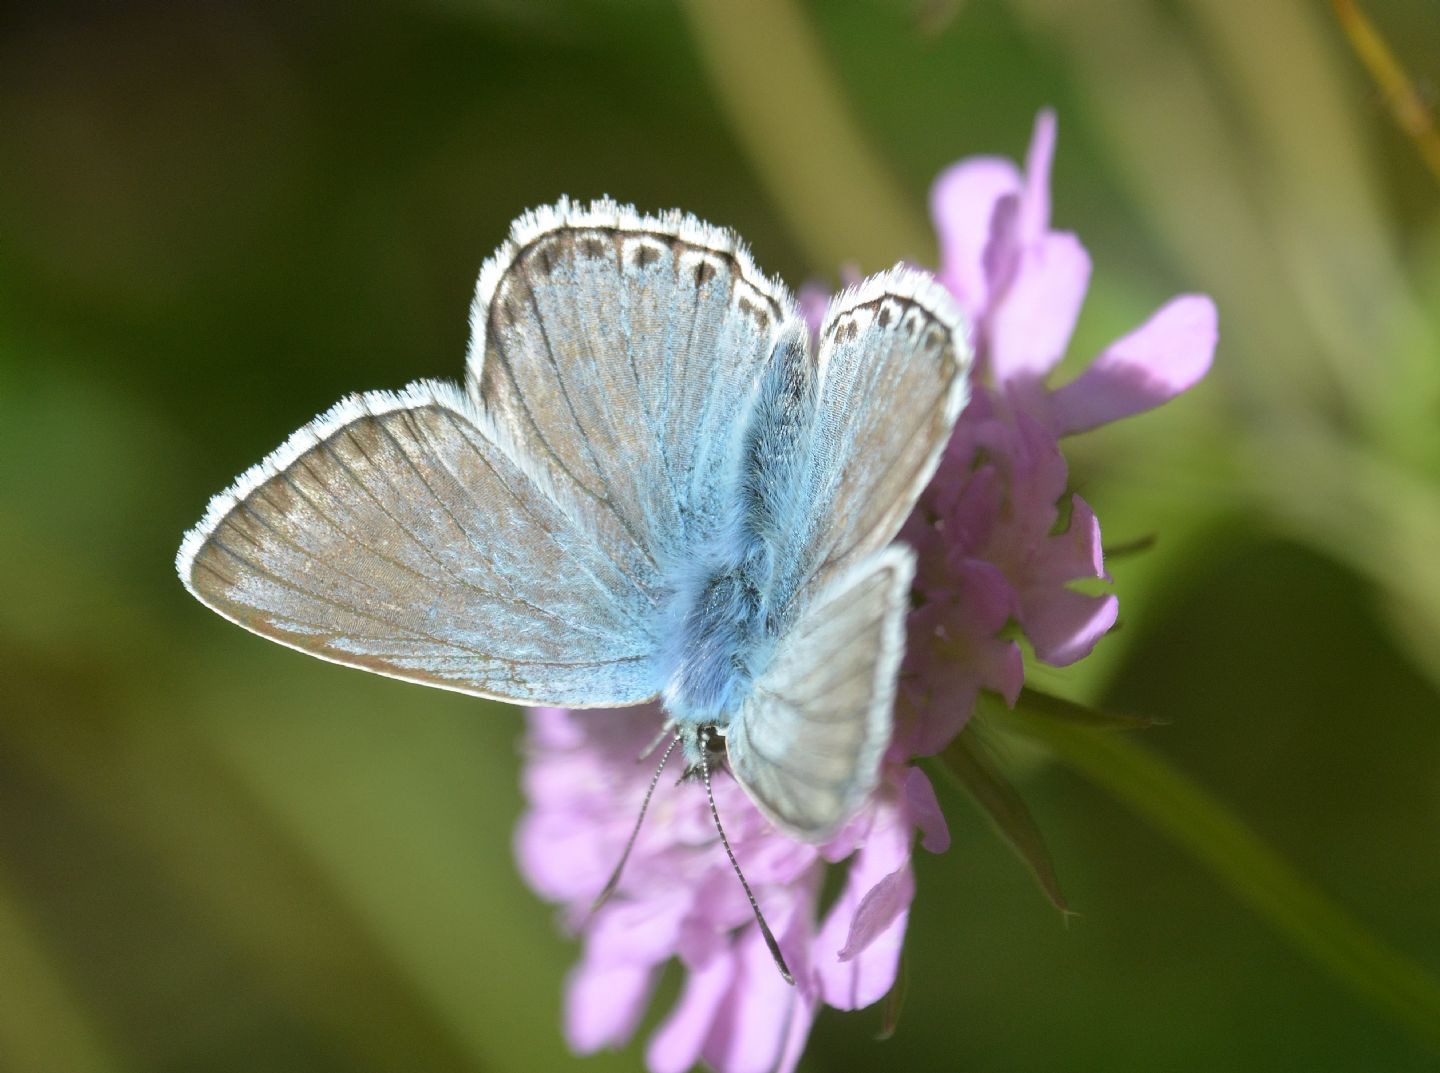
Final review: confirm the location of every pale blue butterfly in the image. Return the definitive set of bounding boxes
[176,199,970,918]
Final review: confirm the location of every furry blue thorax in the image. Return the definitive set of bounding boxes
[659,326,813,741]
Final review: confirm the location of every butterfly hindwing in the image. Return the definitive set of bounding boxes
[177,382,663,707]
[726,546,915,840]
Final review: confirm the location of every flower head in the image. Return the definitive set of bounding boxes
[517,110,1217,1071]
[518,705,947,1073]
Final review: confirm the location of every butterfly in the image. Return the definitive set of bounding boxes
[177,198,970,845]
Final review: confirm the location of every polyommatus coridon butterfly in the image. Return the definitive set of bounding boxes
[176,199,970,973]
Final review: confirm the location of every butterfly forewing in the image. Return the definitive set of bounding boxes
[468,199,795,568]
[785,269,969,606]
[178,382,663,706]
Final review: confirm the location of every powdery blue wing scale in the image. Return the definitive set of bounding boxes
[176,381,663,707]
[735,321,818,559]
[776,268,970,609]
[726,546,915,841]
[467,198,795,572]
[398,405,647,635]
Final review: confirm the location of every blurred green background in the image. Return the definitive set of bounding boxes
[3,1,1440,1070]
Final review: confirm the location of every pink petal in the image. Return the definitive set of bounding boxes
[981,637,1026,707]
[904,767,951,854]
[674,913,726,968]
[795,282,830,339]
[1022,589,1119,666]
[819,892,909,1011]
[922,567,1022,729]
[772,994,819,1073]
[897,683,978,761]
[526,706,584,749]
[1032,495,1108,586]
[818,805,879,866]
[520,749,611,810]
[1018,109,1058,242]
[837,867,914,963]
[991,409,1069,530]
[981,192,1022,304]
[1051,294,1218,435]
[938,463,1003,556]
[646,953,736,1073]
[514,812,613,902]
[987,231,1091,384]
[564,958,657,1053]
[702,926,797,1073]
[931,156,1023,318]
[589,897,688,966]
[899,558,1022,758]
[953,559,1016,634]
[817,803,914,1010]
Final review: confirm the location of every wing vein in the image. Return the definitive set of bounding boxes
[206,536,462,647]
[378,410,618,638]
[518,277,660,571]
[434,407,658,623]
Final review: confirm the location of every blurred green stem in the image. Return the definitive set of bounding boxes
[992,691,1440,1051]
[678,0,933,272]
[0,873,121,1073]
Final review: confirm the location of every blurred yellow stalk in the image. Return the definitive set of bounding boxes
[1332,0,1440,184]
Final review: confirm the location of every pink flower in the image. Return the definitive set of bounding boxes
[897,109,1217,753]
[930,109,1216,438]
[517,706,948,1073]
[517,110,1217,1071]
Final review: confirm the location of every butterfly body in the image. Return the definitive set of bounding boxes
[179,199,970,841]
[660,324,812,735]
[663,547,771,727]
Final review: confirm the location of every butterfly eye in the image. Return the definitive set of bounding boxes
[701,724,728,765]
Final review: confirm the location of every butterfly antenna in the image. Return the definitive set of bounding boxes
[590,734,681,914]
[699,732,795,986]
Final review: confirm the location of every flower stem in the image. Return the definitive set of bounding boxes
[992,690,1440,1052]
